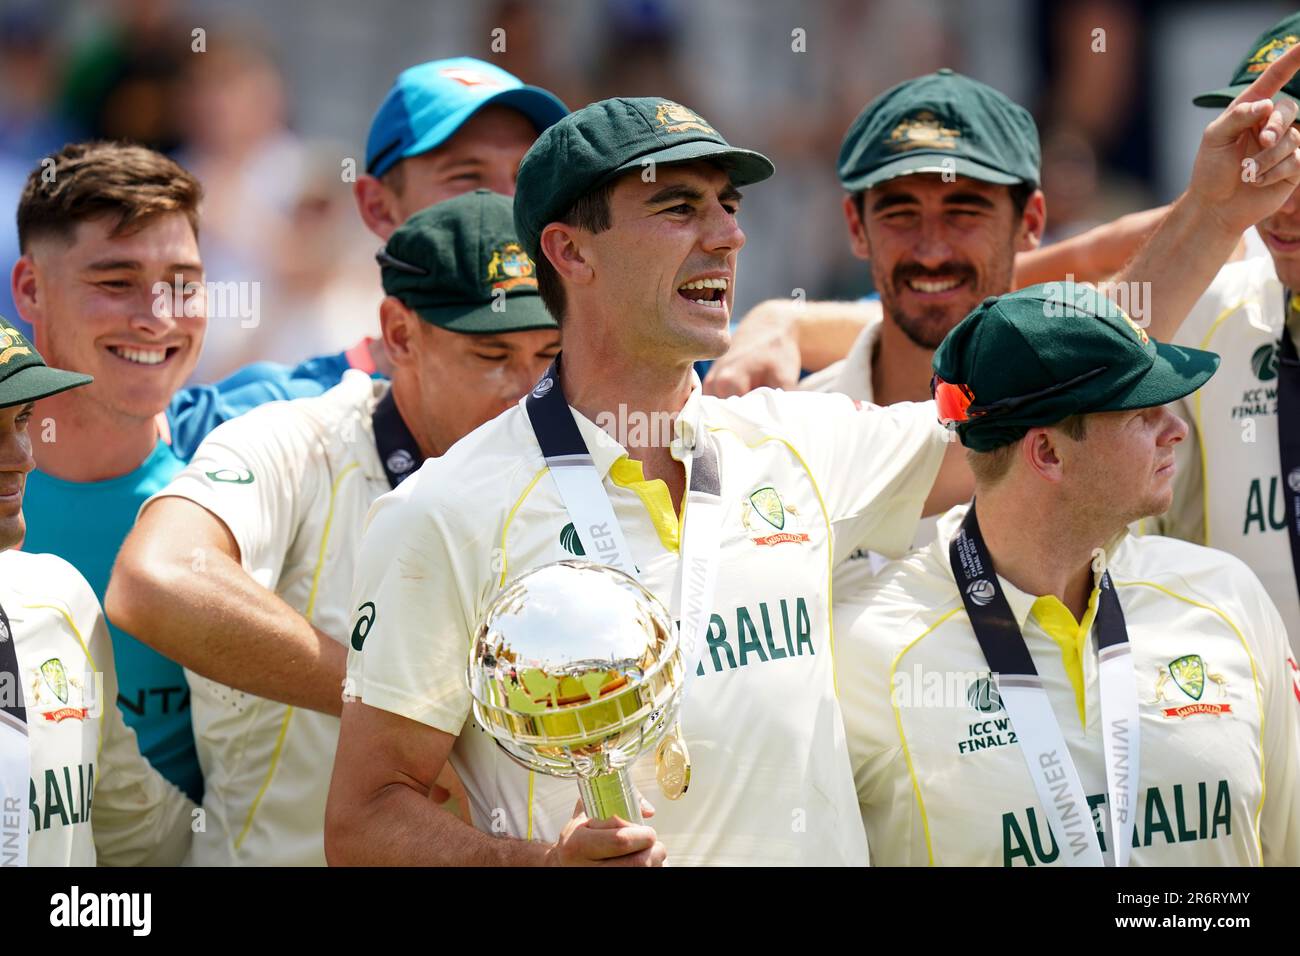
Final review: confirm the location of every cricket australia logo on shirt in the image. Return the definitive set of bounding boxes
[741,487,810,547]
[29,658,94,723]
[1150,654,1231,719]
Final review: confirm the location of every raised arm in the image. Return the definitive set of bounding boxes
[704,299,880,397]
[1114,42,1300,342]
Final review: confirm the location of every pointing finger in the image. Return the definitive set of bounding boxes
[1231,41,1300,107]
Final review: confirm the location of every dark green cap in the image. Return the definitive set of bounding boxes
[932,282,1219,452]
[0,321,91,408]
[838,69,1040,193]
[513,97,775,259]
[379,190,556,334]
[1194,13,1300,108]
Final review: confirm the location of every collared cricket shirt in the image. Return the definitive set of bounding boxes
[146,370,391,865]
[838,505,1300,866]
[1149,255,1300,652]
[6,550,193,866]
[348,381,947,865]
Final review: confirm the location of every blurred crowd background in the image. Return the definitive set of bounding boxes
[0,0,1292,382]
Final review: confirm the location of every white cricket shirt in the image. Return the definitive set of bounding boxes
[347,380,948,865]
[6,550,193,866]
[801,310,941,588]
[1148,255,1300,652]
[147,370,391,865]
[838,505,1300,866]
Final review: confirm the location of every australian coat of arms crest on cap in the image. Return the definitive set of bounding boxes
[887,111,961,152]
[1246,35,1300,74]
[486,242,537,292]
[654,102,716,136]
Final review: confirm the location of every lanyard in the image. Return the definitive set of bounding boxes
[0,601,29,867]
[523,357,723,693]
[950,504,1140,867]
[1277,292,1300,609]
[372,388,422,490]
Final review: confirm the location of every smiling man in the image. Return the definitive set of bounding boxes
[10,61,567,805]
[11,142,211,800]
[107,192,559,865]
[326,97,972,866]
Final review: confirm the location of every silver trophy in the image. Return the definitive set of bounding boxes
[468,560,684,823]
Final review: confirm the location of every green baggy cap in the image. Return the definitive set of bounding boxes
[932,282,1220,452]
[838,69,1040,193]
[1193,12,1300,109]
[379,189,557,334]
[0,321,92,408]
[513,97,775,260]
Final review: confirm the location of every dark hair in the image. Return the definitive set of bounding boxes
[17,141,202,252]
[851,179,1037,220]
[534,179,617,325]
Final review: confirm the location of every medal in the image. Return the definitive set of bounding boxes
[655,722,691,800]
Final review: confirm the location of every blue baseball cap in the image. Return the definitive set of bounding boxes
[365,57,569,178]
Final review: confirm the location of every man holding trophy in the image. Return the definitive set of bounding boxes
[326,71,1300,864]
[326,97,964,866]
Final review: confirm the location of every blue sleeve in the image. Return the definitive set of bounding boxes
[165,351,354,462]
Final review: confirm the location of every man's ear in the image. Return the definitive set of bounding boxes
[539,223,594,286]
[1015,188,1047,255]
[842,193,871,262]
[11,255,41,328]
[1021,426,1066,484]
[379,296,419,366]
[354,174,403,241]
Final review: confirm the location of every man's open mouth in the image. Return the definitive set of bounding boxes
[677,277,728,309]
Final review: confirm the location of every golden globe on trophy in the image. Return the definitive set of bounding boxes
[467,560,684,824]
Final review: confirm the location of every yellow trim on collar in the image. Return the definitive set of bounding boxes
[608,456,682,554]
[1029,588,1100,729]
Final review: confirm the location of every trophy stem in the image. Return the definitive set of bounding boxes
[577,769,643,823]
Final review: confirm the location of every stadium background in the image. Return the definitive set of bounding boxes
[0,0,1291,381]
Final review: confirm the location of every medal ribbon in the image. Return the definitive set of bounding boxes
[950,504,1140,866]
[0,601,29,867]
[1277,292,1300,609]
[524,356,722,691]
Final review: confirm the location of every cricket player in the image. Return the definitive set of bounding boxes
[106,192,559,866]
[0,326,193,866]
[326,95,994,868]
[12,60,566,801]
[1146,13,1300,654]
[838,283,1300,866]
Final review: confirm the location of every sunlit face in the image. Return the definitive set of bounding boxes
[1256,180,1300,290]
[849,174,1031,349]
[23,212,204,423]
[391,105,540,218]
[581,162,745,366]
[1057,405,1188,525]
[0,401,36,550]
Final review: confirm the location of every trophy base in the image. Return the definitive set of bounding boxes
[577,770,643,823]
